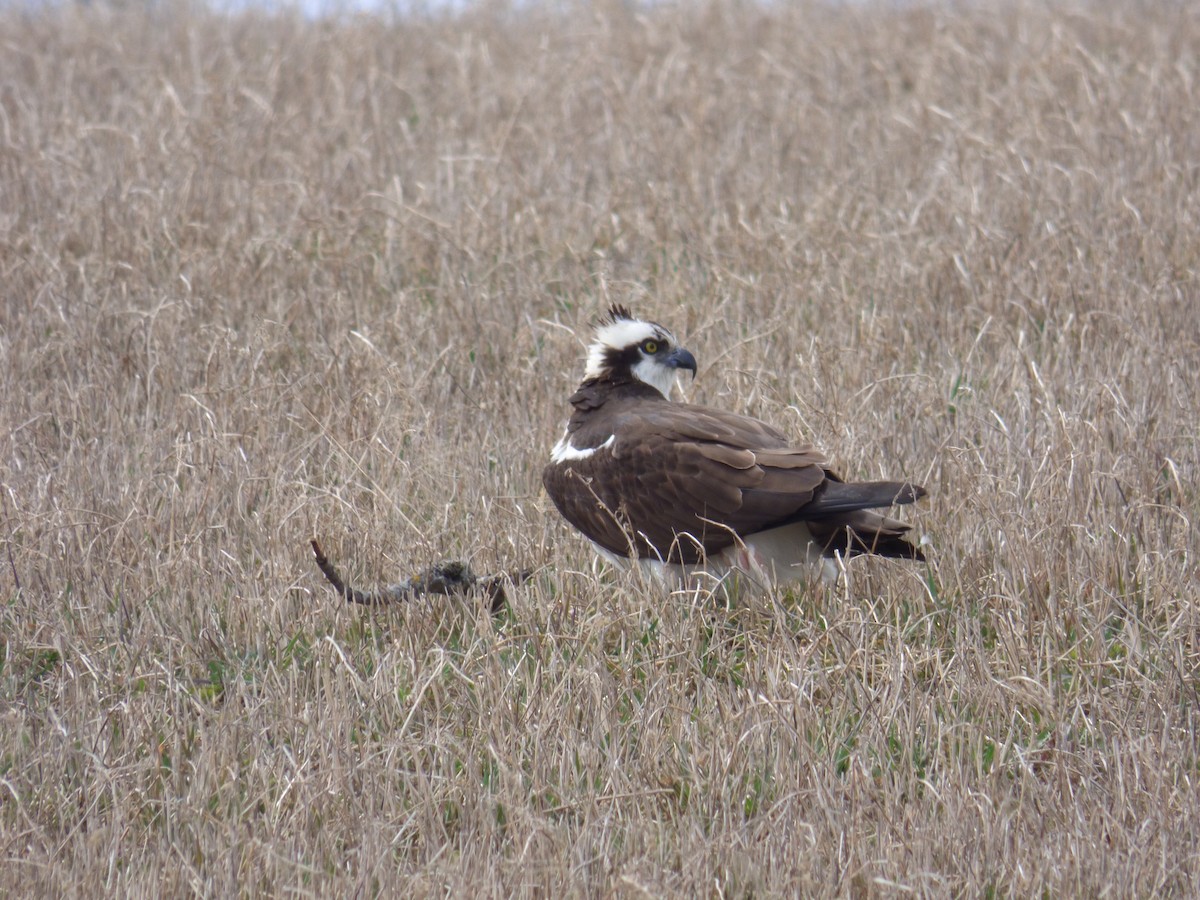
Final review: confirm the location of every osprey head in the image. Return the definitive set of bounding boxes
[583,305,698,397]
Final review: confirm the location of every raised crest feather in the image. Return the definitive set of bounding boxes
[601,304,635,326]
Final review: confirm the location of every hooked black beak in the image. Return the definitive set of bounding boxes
[665,347,698,379]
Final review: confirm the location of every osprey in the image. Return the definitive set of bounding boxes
[542,305,927,587]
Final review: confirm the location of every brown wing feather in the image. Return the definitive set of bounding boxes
[544,393,926,565]
[544,401,832,564]
[635,403,795,449]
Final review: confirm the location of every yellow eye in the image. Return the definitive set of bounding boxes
[641,339,659,354]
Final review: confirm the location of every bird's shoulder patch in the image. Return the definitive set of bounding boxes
[568,381,608,411]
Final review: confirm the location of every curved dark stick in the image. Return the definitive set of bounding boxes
[311,539,379,604]
[310,539,530,614]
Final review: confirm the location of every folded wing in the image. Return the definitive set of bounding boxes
[544,401,926,565]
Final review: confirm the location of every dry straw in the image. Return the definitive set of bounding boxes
[1,0,1197,895]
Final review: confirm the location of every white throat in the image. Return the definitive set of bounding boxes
[631,356,678,398]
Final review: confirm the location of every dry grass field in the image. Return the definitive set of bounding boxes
[2,0,1198,894]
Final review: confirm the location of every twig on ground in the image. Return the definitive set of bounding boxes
[310,539,529,615]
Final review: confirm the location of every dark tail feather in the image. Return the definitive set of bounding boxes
[801,480,926,518]
[808,509,927,562]
[835,529,926,562]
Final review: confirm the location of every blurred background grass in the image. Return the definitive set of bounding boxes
[1,0,1197,894]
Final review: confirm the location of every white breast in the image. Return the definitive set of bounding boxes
[590,521,840,597]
